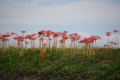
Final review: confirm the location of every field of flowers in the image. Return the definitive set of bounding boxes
[0,30,120,80]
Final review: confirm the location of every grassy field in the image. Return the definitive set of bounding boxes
[0,48,120,80]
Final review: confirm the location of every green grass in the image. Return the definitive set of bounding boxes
[0,48,120,80]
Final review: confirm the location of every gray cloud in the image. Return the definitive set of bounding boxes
[0,0,120,25]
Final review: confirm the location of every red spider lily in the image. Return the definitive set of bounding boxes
[113,42,118,46]
[2,34,10,38]
[97,47,101,51]
[110,41,118,46]
[53,32,59,38]
[63,30,68,34]
[31,33,37,37]
[11,32,16,35]
[69,33,80,41]
[88,38,94,43]
[38,30,45,36]
[25,34,36,40]
[21,30,26,33]
[113,30,119,45]
[30,37,36,40]
[110,41,114,44]
[79,40,85,43]
[59,39,66,53]
[80,37,94,45]
[59,39,65,43]
[46,30,52,37]
[39,38,44,41]
[90,36,101,41]
[106,32,111,36]
[106,32,111,47]
[13,36,25,48]
[40,49,46,55]
[113,30,119,32]
[0,34,10,49]
[42,43,46,47]
[2,38,9,42]
[46,30,51,33]
[1,29,119,56]
[24,34,36,48]
[0,34,10,42]
[90,36,101,47]
[80,38,86,44]
[62,34,68,40]
[13,36,24,42]
[79,36,100,56]
[69,33,81,53]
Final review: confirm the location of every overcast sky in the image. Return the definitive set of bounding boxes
[0,0,120,37]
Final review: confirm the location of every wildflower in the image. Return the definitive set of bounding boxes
[60,39,65,43]
[41,49,46,55]
[63,30,68,34]
[11,32,16,35]
[106,32,111,36]
[21,30,26,33]
[38,30,45,36]
[42,43,46,47]
[113,30,119,32]
[97,47,101,51]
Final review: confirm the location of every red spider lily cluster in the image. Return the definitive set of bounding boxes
[80,36,100,45]
[105,30,119,48]
[110,41,118,46]
[0,34,10,42]
[106,32,111,36]
[0,29,119,56]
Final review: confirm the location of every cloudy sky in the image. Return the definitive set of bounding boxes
[0,0,120,37]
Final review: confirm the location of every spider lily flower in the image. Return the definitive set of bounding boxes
[2,34,10,38]
[60,34,68,52]
[104,44,110,48]
[26,34,36,49]
[46,30,52,37]
[52,32,59,49]
[113,30,119,45]
[90,36,101,47]
[38,30,45,36]
[63,30,68,34]
[53,32,59,38]
[13,36,24,48]
[11,32,16,36]
[106,32,111,47]
[42,43,46,48]
[38,30,46,48]
[96,47,101,51]
[0,34,10,49]
[69,33,81,49]
[0,29,119,56]
[59,39,65,43]
[110,41,118,48]
[113,30,119,33]
[106,32,111,36]
[21,30,26,34]
[79,36,100,56]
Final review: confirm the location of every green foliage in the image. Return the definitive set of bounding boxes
[0,48,120,80]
